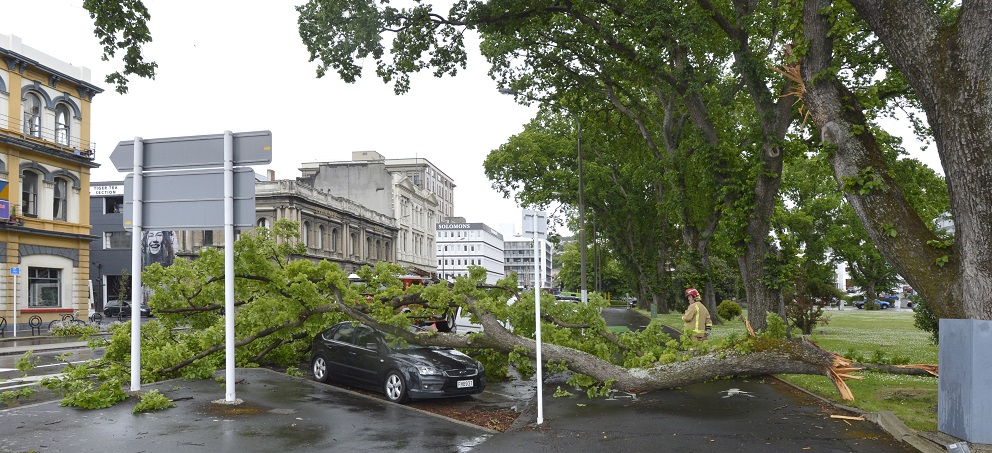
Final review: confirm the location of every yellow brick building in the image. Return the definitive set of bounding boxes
[1,34,101,331]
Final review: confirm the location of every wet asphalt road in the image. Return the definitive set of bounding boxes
[0,307,923,452]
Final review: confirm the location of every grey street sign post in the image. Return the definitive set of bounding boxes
[112,131,271,403]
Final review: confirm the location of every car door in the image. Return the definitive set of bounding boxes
[318,323,357,383]
[348,326,389,387]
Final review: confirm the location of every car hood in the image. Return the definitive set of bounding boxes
[392,347,479,370]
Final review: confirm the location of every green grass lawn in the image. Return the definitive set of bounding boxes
[639,308,939,431]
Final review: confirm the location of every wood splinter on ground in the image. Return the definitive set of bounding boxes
[804,337,862,401]
[829,414,865,421]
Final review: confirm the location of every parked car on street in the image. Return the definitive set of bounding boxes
[103,300,152,318]
[310,322,485,403]
[852,294,898,309]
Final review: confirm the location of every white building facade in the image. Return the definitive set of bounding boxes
[436,221,505,285]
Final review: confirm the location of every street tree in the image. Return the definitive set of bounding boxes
[800,0,989,320]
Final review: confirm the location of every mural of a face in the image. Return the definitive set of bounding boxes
[147,230,164,254]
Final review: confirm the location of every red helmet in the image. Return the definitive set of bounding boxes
[685,288,699,298]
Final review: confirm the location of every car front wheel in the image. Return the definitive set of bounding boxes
[384,370,409,403]
[312,355,330,383]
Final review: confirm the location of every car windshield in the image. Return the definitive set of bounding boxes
[380,325,434,350]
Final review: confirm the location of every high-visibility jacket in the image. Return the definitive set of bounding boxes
[682,301,712,337]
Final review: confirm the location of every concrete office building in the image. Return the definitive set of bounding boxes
[299,151,448,276]
[436,220,505,285]
[503,210,553,289]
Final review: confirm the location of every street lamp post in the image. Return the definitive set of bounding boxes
[498,89,587,304]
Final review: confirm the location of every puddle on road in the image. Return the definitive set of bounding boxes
[200,400,268,416]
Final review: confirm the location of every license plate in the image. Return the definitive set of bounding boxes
[457,379,474,388]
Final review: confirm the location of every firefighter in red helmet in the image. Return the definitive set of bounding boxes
[682,288,712,341]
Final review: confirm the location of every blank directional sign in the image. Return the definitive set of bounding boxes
[123,168,257,230]
[110,131,272,172]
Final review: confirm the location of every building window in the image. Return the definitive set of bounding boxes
[203,230,214,245]
[366,237,373,259]
[23,93,42,137]
[55,104,71,146]
[28,267,61,308]
[105,196,124,214]
[331,228,339,252]
[21,171,39,216]
[350,232,358,256]
[302,222,310,247]
[53,178,68,220]
[318,225,325,249]
[257,217,268,229]
[104,231,131,249]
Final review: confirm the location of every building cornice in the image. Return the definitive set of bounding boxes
[1,50,103,98]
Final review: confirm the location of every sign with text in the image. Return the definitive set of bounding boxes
[123,168,257,230]
[90,184,124,196]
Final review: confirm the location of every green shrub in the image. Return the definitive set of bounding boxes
[912,295,939,345]
[717,300,742,321]
[864,300,882,311]
[762,313,788,339]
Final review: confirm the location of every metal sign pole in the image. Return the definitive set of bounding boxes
[533,211,543,424]
[12,268,17,337]
[223,131,237,403]
[111,130,270,402]
[130,137,144,391]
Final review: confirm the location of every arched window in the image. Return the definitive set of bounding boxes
[350,232,357,256]
[366,237,372,259]
[53,178,68,220]
[331,228,339,252]
[21,171,39,216]
[257,217,268,229]
[23,93,42,137]
[302,222,310,247]
[317,225,325,249]
[375,239,382,259]
[55,104,71,146]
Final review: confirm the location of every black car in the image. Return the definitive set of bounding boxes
[103,300,152,318]
[310,322,485,403]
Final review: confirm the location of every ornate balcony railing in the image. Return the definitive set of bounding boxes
[0,112,96,160]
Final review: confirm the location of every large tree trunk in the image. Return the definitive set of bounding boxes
[844,0,992,320]
[801,0,992,320]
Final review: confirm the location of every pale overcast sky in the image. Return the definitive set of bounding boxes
[2,0,538,235]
